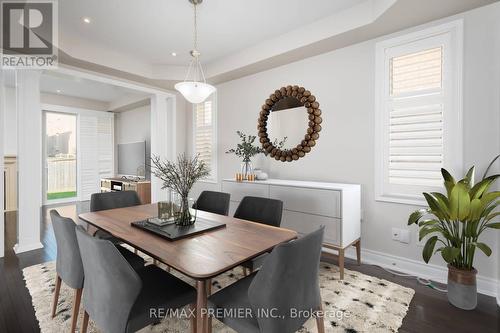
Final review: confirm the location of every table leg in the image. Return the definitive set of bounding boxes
[196,280,208,333]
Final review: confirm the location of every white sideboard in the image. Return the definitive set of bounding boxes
[222,178,361,279]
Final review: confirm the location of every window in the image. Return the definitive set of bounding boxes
[375,21,463,205]
[193,94,217,181]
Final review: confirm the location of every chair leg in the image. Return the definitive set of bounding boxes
[315,301,325,333]
[338,248,345,280]
[242,267,247,276]
[51,274,62,318]
[134,248,138,255]
[355,239,361,265]
[206,279,212,296]
[70,288,82,332]
[81,311,89,333]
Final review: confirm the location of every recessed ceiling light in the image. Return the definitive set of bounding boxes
[56,89,62,93]
[171,52,177,57]
[82,17,91,24]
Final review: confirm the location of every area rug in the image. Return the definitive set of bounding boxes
[23,258,414,333]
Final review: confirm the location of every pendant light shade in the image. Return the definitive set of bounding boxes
[175,0,216,104]
[175,81,216,104]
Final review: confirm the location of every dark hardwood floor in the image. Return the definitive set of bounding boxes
[1,202,499,332]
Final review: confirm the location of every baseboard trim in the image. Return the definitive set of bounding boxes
[323,246,499,298]
[13,242,44,254]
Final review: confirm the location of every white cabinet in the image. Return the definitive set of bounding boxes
[222,179,361,248]
[269,185,341,218]
[222,178,361,280]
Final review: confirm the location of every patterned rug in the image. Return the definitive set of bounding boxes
[23,258,414,333]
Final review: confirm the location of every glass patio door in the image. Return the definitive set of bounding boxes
[43,111,78,202]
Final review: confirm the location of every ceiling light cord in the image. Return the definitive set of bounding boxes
[193,2,198,53]
[183,1,207,84]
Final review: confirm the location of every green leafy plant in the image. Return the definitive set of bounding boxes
[225,131,287,162]
[408,155,500,270]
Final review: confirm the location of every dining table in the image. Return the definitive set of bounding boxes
[79,203,298,333]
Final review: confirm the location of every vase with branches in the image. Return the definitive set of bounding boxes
[226,130,286,179]
[407,155,499,310]
[151,153,210,226]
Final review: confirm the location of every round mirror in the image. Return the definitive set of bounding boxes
[258,85,322,162]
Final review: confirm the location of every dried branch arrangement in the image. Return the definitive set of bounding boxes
[151,153,210,198]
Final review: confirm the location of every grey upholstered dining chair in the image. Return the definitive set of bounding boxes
[75,225,197,333]
[193,190,231,216]
[90,190,142,212]
[89,191,142,243]
[50,210,144,332]
[208,226,325,333]
[234,196,284,275]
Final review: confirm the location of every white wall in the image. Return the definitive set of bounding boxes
[175,92,188,158]
[4,87,16,155]
[0,71,5,258]
[115,105,151,178]
[189,3,500,284]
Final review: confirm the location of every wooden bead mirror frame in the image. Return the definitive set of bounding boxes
[258,85,322,162]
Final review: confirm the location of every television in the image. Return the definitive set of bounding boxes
[117,141,147,178]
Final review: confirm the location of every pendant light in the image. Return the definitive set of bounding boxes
[175,0,216,104]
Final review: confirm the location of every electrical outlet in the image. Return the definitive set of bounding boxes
[392,228,410,244]
[391,228,401,241]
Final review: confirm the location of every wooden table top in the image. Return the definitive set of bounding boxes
[79,204,297,279]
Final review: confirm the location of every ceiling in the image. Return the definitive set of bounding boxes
[52,0,498,86]
[3,70,149,105]
[59,0,365,66]
[40,72,147,103]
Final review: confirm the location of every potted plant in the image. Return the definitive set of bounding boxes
[408,155,500,310]
[151,153,210,226]
[226,131,286,179]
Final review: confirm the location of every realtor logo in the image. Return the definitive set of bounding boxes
[1,0,58,68]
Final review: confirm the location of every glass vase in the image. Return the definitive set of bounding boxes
[240,160,254,180]
[172,192,196,226]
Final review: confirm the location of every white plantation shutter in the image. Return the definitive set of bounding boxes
[375,21,463,204]
[390,47,443,96]
[80,115,99,200]
[97,116,114,178]
[193,95,216,180]
[389,103,444,187]
[79,112,114,200]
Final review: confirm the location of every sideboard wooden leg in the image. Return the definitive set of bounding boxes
[355,239,361,265]
[338,248,345,280]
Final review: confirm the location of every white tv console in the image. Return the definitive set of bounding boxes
[222,178,361,279]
